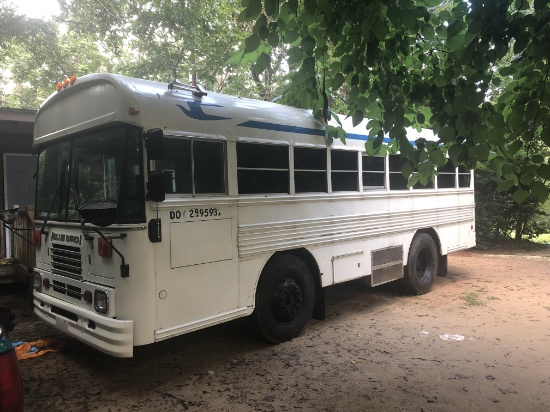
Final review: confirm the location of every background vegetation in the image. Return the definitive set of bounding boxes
[1,0,549,245]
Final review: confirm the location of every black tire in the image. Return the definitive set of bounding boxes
[401,233,438,295]
[254,254,315,343]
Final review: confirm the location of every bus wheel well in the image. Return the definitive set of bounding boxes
[415,228,447,277]
[269,249,325,321]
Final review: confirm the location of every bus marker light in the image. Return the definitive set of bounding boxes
[62,79,69,88]
[33,272,42,292]
[94,290,108,314]
[98,237,112,258]
[69,75,77,84]
[33,230,41,246]
[42,278,50,290]
[128,106,140,115]
[55,82,62,92]
[83,291,92,303]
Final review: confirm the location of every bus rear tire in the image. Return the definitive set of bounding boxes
[401,233,438,295]
[254,254,315,343]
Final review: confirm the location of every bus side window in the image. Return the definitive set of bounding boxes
[458,166,471,188]
[362,155,385,190]
[331,150,358,191]
[437,162,456,189]
[294,147,327,193]
[193,140,226,194]
[155,137,226,195]
[156,138,192,194]
[389,154,408,190]
[237,142,289,194]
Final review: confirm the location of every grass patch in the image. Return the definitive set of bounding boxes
[487,296,500,301]
[463,292,484,306]
[532,233,550,244]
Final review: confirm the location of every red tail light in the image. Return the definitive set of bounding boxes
[98,237,112,258]
[33,230,41,247]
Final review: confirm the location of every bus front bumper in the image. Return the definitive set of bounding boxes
[33,291,134,358]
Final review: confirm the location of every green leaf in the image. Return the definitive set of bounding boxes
[508,139,523,155]
[402,161,414,179]
[539,164,550,180]
[438,126,456,143]
[373,21,389,40]
[497,179,516,191]
[238,0,262,21]
[428,149,446,166]
[331,72,345,90]
[421,0,444,7]
[268,31,279,48]
[352,110,363,127]
[265,0,278,17]
[532,155,544,164]
[244,34,261,53]
[287,47,303,65]
[512,188,529,204]
[447,34,467,50]
[531,181,549,203]
[254,52,270,73]
[284,30,300,44]
[304,0,317,15]
[225,50,244,65]
[421,24,435,41]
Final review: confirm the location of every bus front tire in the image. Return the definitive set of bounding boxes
[254,254,315,343]
[401,233,438,295]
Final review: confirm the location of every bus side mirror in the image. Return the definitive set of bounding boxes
[145,128,164,160]
[147,171,166,202]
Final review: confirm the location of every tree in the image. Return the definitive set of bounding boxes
[238,0,550,202]
[0,0,110,108]
[58,0,272,95]
[1,0,286,108]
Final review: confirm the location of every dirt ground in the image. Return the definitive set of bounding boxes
[2,243,550,412]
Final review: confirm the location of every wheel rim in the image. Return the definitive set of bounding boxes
[415,247,433,282]
[270,277,304,323]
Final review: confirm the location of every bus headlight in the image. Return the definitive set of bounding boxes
[94,290,108,314]
[33,272,42,292]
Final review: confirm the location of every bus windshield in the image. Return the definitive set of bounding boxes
[35,125,145,224]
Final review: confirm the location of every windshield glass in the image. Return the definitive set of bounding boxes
[36,125,145,224]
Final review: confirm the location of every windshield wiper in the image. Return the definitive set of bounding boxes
[39,185,61,235]
[40,160,67,234]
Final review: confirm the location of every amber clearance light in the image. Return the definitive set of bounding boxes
[55,75,78,92]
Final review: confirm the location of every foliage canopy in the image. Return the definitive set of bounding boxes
[238,0,550,202]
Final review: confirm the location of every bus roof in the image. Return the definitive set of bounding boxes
[34,73,435,147]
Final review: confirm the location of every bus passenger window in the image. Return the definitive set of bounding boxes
[156,138,192,194]
[294,147,327,193]
[389,154,408,190]
[331,150,358,191]
[437,162,456,189]
[362,155,385,189]
[458,166,471,188]
[237,143,289,194]
[156,137,226,195]
[193,140,226,194]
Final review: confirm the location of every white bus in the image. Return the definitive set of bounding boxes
[32,73,475,357]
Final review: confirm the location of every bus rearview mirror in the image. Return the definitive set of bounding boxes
[147,171,166,202]
[145,128,164,160]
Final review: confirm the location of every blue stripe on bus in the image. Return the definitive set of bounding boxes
[238,120,325,136]
[237,121,416,145]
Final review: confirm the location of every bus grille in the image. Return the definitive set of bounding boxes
[51,244,82,280]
